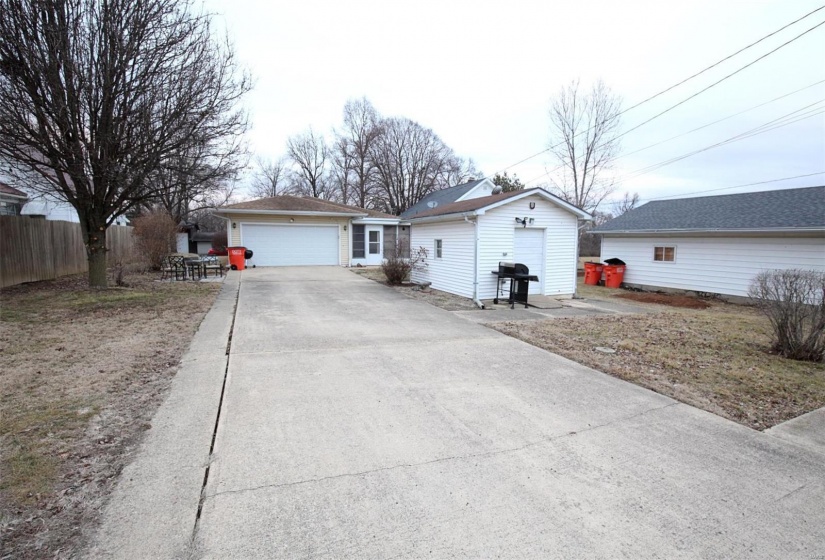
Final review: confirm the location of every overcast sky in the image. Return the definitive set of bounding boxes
[204,0,825,208]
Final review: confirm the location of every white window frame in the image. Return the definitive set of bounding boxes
[653,245,676,262]
[434,239,443,259]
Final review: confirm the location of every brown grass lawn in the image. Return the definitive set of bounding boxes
[0,271,220,559]
[493,284,825,431]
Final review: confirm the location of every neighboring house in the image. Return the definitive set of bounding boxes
[212,196,404,267]
[20,196,130,225]
[405,187,591,304]
[593,186,825,298]
[0,182,29,216]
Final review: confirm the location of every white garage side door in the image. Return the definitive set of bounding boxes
[514,228,544,295]
[241,224,339,266]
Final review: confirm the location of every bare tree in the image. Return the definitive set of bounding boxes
[610,191,640,216]
[0,0,250,287]
[329,134,355,205]
[152,137,245,223]
[287,128,329,199]
[330,97,383,208]
[249,156,288,198]
[369,117,460,214]
[547,79,622,213]
[439,156,480,189]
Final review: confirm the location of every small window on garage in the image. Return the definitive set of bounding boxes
[654,246,675,262]
[434,239,443,258]
[352,225,365,258]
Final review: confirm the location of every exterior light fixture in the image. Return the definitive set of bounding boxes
[232,222,236,229]
[344,224,347,231]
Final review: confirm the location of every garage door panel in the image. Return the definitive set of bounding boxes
[241,224,339,266]
[514,229,544,295]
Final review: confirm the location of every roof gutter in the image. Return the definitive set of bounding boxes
[213,208,369,218]
[596,227,825,235]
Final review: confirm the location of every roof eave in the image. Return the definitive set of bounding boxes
[213,208,368,218]
[597,227,825,235]
[408,211,479,224]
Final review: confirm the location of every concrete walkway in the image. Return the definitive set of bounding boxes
[91,267,824,559]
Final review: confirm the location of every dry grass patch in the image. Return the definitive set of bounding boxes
[350,267,478,311]
[0,272,221,559]
[492,303,825,431]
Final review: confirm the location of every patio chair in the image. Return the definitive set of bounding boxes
[165,255,187,281]
[202,255,224,277]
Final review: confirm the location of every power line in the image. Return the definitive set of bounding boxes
[614,18,825,142]
[485,7,825,180]
[615,78,825,161]
[603,172,825,207]
[615,100,825,181]
[619,5,825,115]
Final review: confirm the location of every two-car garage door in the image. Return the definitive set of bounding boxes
[240,224,339,266]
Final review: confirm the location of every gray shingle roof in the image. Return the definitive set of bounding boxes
[401,179,485,218]
[594,186,825,233]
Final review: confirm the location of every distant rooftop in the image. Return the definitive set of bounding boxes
[0,182,28,199]
[594,186,825,233]
[401,179,485,218]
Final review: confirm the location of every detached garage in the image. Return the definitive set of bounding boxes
[593,186,825,298]
[407,188,591,304]
[213,196,399,267]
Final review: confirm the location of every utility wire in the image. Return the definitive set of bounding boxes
[619,5,825,114]
[615,100,825,181]
[615,78,825,160]
[486,7,825,179]
[603,172,825,207]
[614,18,825,142]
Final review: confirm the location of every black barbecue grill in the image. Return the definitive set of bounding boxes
[491,261,540,308]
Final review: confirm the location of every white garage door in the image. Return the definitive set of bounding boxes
[241,224,339,266]
[514,228,544,295]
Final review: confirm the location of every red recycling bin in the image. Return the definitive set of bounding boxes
[227,246,247,271]
[603,265,626,288]
[583,262,604,286]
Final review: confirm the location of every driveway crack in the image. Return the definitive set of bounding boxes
[205,401,679,500]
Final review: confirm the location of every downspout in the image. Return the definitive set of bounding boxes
[465,215,485,309]
[347,220,352,267]
[574,219,589,299]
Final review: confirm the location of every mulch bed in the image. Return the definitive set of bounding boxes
[614,291,712,309]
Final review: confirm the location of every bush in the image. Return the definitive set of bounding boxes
[748,269,825,362]
[382,242,428,286]
[132,209,178,270]
[212,230,227,251]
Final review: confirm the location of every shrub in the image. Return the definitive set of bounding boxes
[748,269,825,362]
[212,230,228,251]
[382,242,428,286]
[132,209,178,270]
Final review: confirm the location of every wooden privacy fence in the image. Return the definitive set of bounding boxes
[0,216,134,288]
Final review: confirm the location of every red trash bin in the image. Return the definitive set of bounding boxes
[603,265,626,288]
[227,246,247,271]
[583,262,604,285]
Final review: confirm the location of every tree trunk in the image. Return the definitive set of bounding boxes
[84,223,109,289]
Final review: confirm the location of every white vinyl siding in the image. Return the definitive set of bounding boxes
[410,221,476,298]
[225,213,350,266]
[601,236,825,297]
[478,195,578,298]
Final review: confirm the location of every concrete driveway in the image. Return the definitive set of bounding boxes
[92,266,825,559]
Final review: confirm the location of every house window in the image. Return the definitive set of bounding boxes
[368,230,380,254]
[434,239,443,258]
[352,225,365,258]
[654,246,675,262]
